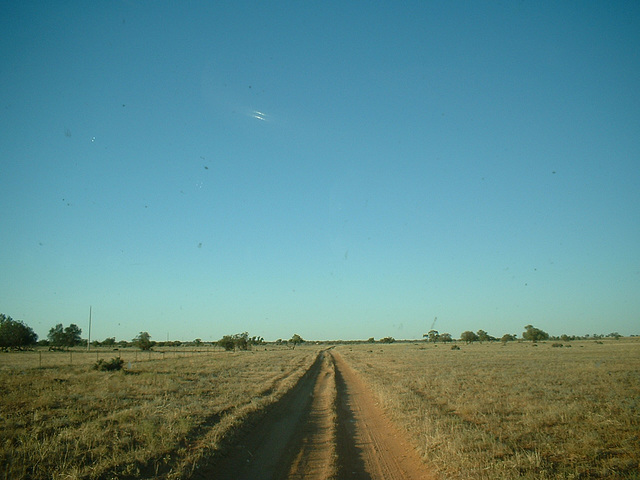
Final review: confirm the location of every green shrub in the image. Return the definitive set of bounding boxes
[93,357,124,372]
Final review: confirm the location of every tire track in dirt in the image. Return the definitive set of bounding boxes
[193,349,433,480]
[332,350,433,480]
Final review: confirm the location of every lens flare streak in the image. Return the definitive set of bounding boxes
[251,110,267,121]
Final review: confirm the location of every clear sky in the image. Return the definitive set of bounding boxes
[1,2,639,343]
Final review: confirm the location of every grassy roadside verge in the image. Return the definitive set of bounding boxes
[0,345,322,479]
[337,339,640,479]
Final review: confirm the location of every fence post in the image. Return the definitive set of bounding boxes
[39,351,42,368]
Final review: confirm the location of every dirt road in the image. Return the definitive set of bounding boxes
[195,349,433,480]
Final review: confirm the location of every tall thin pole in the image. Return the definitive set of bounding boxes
[87,306,92,351]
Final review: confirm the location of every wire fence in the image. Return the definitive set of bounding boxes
[0,347,228,370]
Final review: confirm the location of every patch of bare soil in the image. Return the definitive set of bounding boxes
[193,349,434,480]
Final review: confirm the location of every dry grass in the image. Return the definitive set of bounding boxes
[0,345,322,479]
[337,339,640,479]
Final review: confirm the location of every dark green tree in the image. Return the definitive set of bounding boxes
[460,331,479,344]
[48,323,82,348]
[477,330,490,343]
[424,330,440,343]
[522,325,549,342]
[501,333,516,343]
[218,335,235,351]
[440,333,453,343]
[0,314,38,349]
[289,333,304,349]
[48,324,65,347]
[133,331,153,351]
[64,324,83,347]
[234,332,249,350]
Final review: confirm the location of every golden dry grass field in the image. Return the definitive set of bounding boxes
[1,340,639,480]
[0,345,323,479]
[336,339,640,479]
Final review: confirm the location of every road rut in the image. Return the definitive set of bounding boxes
[194,349,433,479]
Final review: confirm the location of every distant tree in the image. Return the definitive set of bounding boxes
[607,332,621,340]
[0,314,38,349]
[440,333,453,343]
[424,330,440,343]
[48,323,82,348]
[102,337,116,346]
[234,332,249,350]
[367,337,375,343]
[193,338,202,346]
[64,324,83,347]
[249,335,265,346]
[379,336,395,344]
[460,331,479,344]
[289,334,304,349]
[218,335,236,351]
[48,324,65,347]
[501,333,516,343]
[477,330,490,343]
[522,325,549,342]
[133,331,153,351]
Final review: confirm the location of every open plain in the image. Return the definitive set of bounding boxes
[1,339,638,479]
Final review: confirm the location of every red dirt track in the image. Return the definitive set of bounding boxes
[194,349,434,480]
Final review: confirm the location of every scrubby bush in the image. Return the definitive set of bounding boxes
[93,357,124,372]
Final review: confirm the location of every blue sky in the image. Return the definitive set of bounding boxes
[1,2,639,342]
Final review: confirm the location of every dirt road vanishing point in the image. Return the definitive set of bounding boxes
[195,349,434,480]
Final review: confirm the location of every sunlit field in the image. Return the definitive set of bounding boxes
[337,339,640,479]
[0,345,322,479]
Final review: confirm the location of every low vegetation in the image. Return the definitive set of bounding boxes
[337,339,640,479]
[93,357,124,371]
[0,345,322,479]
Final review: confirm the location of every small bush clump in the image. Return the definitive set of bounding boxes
[93,357,124,371]
[552,343,563,348]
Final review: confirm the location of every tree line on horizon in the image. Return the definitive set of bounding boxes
[0,313,628,351]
